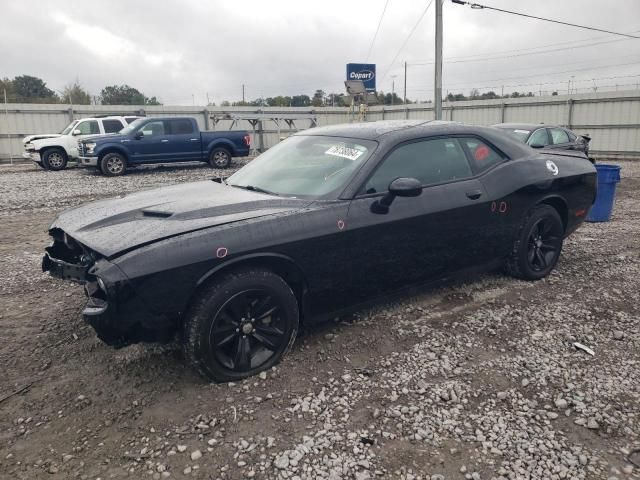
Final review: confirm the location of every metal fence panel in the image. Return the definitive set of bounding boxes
[2,90,639,161]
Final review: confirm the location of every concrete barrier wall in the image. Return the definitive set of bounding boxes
[1,90,639,161]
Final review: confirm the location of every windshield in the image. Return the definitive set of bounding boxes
[119,118,146,135]
[497,127,531,142]
[227,135,376,198]
[60,120,79,135]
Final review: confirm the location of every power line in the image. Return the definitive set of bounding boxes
[380,0,434,84]
[366,0,391,62]
[409,37,634,66]
[442,32,635,61]
[451,1,640,39]
[408,69,640,93]
[409,52,640,77]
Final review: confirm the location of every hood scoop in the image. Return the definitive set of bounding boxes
[142,210,173,219]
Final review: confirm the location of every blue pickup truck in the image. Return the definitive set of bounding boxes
[77,117,250,176]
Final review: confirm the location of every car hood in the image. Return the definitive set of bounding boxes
[25,134,62,144]
[51,181,312,258]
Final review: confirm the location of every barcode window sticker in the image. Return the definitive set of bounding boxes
[325,144,365,161]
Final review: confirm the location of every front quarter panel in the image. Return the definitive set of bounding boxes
[111,201,353,326]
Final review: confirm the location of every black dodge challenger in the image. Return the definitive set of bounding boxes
[43,120,597,381]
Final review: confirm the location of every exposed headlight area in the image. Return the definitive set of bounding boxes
[84,142,97,154]
[24,142,36,152]
[43,228,98,283]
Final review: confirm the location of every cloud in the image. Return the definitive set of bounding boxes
[1,0,639,104]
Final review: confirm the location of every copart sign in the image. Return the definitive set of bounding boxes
[346,63,376,91]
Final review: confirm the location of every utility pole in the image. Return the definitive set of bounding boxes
[403,61,407,105]
[242,84,245,104]
[391,75,397,105]
[3,88,13,165]
[434,0,443,119]
[4,88,13,165]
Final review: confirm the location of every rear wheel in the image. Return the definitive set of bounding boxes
[506,205,564,280]
[183,268,298,382]
[208,148,231,169]
[42,148,68,171]
[100,152,127,176]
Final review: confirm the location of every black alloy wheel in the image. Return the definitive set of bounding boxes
[507,204,564,280]
[526,217,562,273]
[211,289,288,371]
[184,268,298,382]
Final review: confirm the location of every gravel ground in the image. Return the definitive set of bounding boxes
[0,160,638,480]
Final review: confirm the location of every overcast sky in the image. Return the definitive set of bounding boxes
[2,0,639,104]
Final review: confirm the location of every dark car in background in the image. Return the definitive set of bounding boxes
[493,123,592,160]
[43,120,596,382]
[77,117,251,176]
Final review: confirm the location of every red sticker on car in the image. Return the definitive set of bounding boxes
[474,144,490,161]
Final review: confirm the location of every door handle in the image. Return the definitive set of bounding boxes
[190,138,199,142]
[161,139,169,143]
[466,189,483,200]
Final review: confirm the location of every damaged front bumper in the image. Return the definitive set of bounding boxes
[43,228,175,347]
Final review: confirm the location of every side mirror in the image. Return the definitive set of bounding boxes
[134,131,144,140]
[72,129,82,136]
[371,177,422,214]
[389,177,423,197]
[529,143,545,149]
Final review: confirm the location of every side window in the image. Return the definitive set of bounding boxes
[364,138,472,194]
[550,128,570,145]
[103,119,124,134]
[527,128,549,146]
[169,119,194,134]
[567,131,576,142]
[140,121,165,137]
[75,120,100,135]
[460,137,505,174]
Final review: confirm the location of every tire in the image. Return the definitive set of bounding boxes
[208,148,232,169]
[506,204,564,280]
[183,268,299,382]
[100,152,127,176]
[42,148,68,171]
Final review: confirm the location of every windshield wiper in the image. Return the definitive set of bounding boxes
[230,184,279,196]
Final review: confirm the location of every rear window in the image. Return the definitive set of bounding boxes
[550,128,570,145]
[498,128,530,142]
[460,137,505,174]
[124,117,140,124]
[169,119,194,134]
[103,119,124,134]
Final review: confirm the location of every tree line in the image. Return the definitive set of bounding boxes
[0,74,551,107]
[446,88,557,102]
[0,75,161,105]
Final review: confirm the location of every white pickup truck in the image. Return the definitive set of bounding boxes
[23,115,141,170]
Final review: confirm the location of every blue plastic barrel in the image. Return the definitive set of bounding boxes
[586,164,621,222]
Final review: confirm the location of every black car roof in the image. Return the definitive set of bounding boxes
[296,120,493,140]
[294,120,533,160]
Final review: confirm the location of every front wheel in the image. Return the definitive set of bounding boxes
[506,205,564,280]
[100,152,127,176]
[208,148,231,169]
[183,268,299,382]
[42,148,68,171]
